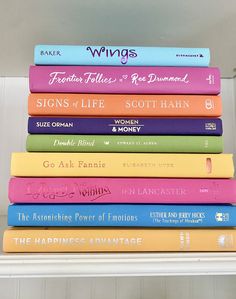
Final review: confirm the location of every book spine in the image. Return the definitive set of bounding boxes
[9,177,236,204]
[34,45,210,67]
[10,153,234,178]
[7,204,236,227]
[29,66,220,95]
[28,93,222,117]
[26,135,223,153]
[28,117,223,136]
[4,228,236,252]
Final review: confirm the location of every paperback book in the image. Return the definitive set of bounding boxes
[9,177,236,204]
[8,204,236,227]
[28,117,223,135]
[28,93,222,117]
[29,66,221,94]
[4,228,236,252]
[34,45,210,66]
[10,153,234,178]
[26,135,223,153]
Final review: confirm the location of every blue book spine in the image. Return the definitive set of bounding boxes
[28,117,223,135]
[8,204,236,227]
[34,45,210,67]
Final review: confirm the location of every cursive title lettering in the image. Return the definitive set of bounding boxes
[86,46,137,64]
[130,73,190,85]
[48,72,116,85]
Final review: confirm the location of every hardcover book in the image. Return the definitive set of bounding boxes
[26,135,223,153]
[7,204,236,227]
[29,66,220,95]
[10,153,234,178]
[4,228,236,252]
[28,93,222,117]
[34,45,210,66]
[9,177,236,204]
[28,117,223,136]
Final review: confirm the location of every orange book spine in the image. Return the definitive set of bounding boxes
[3,228,236,252]
[28,93,222,117]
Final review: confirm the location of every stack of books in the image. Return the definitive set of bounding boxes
[3,45,236,253]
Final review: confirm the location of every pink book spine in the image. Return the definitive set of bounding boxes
[9,177,236,204]
[29,65,221,95]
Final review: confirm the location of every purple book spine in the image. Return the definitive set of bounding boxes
[29,65,221,94]
[28,117,223,135]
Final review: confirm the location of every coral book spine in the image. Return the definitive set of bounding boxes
[28,93,222,117]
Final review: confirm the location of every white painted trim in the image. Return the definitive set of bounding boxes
[1,253,236,278]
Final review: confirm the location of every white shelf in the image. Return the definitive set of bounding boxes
[2,252,236,278]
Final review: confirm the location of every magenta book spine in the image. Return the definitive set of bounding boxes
[9,177,236,204]
[29,66,221,94]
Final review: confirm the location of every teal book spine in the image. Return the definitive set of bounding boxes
[34,45,210,67]
[26,135,223,153]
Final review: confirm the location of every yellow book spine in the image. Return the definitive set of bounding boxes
[11,153,234,178]
[3,228,236,252]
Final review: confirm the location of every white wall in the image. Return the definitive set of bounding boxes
[1,276,236,299]
[0,78,28,215]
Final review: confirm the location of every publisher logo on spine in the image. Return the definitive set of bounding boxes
[205,122,216,131]
[179,231,190,250]
[215,212,229,222]
[176,53,204,58]
[205,99,215,110]
[206,74,215,85]
[217,235,234,248]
